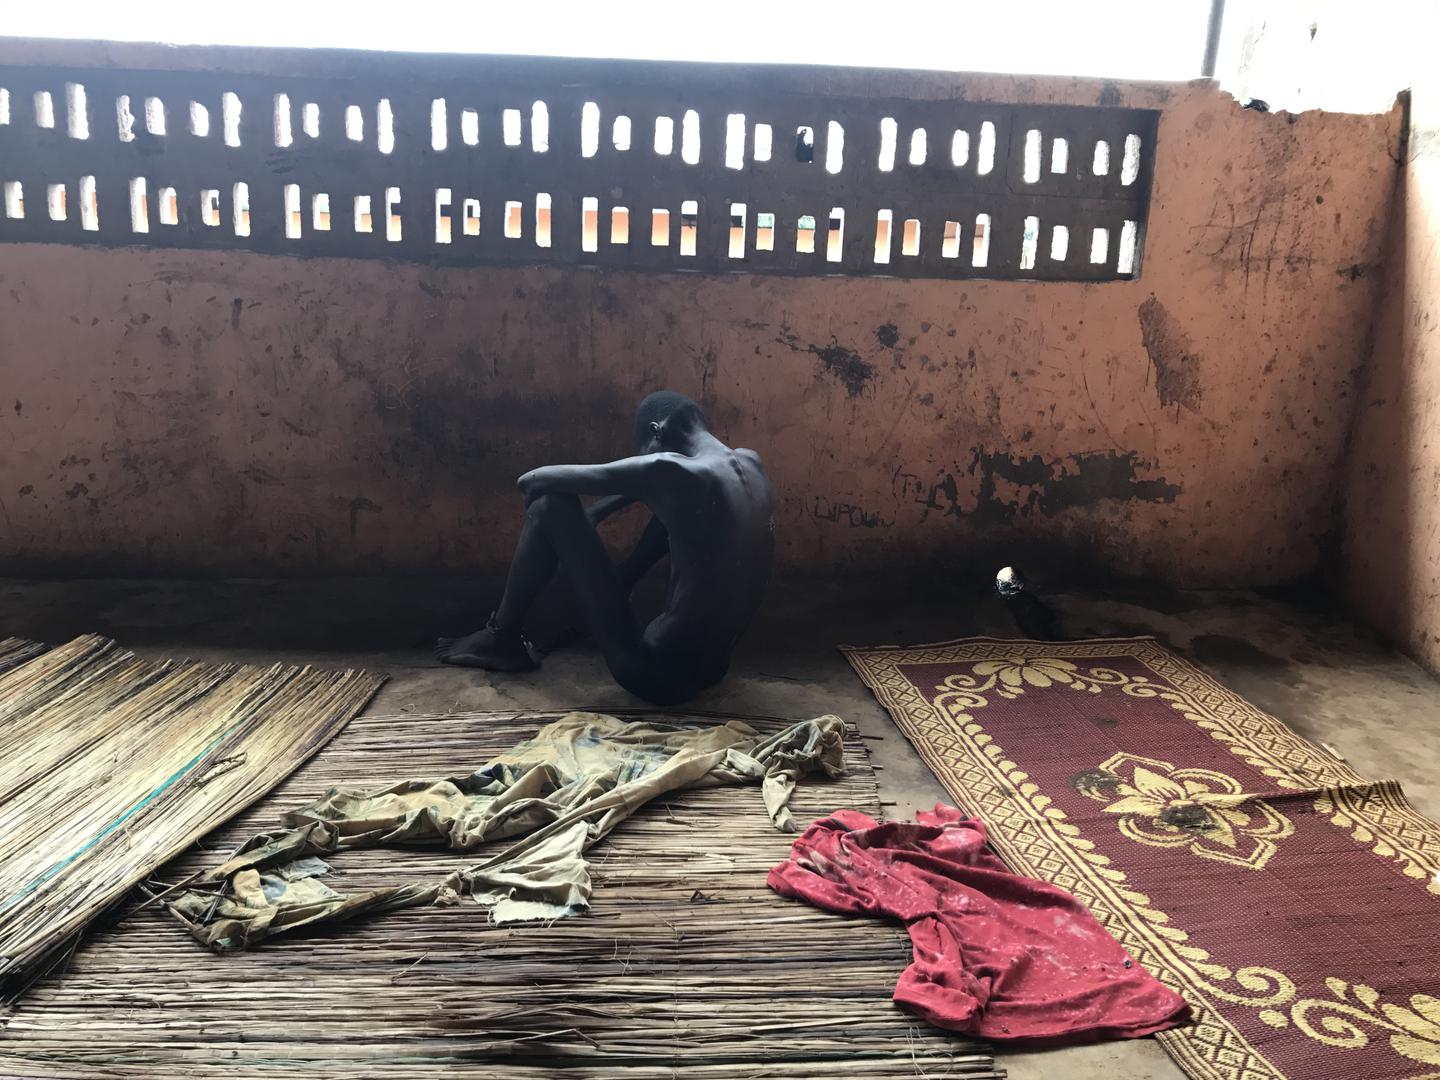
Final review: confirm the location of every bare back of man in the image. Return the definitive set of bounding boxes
[436,391,775,705]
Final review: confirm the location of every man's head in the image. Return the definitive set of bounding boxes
[635,391,708,452]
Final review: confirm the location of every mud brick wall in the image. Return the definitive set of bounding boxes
[1343,67,1440,667]
[0,41,1402,585]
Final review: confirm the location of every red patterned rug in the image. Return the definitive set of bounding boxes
[845,636,1440,1080]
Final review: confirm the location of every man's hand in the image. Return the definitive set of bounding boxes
[516,467,557,506]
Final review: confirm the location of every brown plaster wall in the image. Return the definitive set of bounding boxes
[0,54,1400,585]
[1342,76,1440,667]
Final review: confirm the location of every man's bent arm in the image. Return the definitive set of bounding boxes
[518,454,684,503]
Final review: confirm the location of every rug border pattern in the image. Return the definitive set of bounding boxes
[841,634,1427,1080]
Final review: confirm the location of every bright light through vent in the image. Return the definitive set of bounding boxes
[1,2,1218,83]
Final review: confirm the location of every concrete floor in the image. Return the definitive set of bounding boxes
[4,575,1439,1080]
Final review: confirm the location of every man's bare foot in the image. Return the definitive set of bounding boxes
[435,626,538,672]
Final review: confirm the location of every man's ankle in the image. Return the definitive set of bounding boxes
[487,613,526,647]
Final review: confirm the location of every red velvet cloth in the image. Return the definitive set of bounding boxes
[767,805,1191,1045]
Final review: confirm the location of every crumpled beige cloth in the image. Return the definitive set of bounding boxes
[170,712,846,951]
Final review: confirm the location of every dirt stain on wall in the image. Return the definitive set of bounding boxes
[967,449,1181,525]
[776,332,876,396]
[898,449,1181,527]
[1137,295,1204,410]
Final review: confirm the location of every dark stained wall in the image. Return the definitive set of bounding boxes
[0,51,1401,585]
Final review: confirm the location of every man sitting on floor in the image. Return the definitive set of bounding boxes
[436,391,775,705]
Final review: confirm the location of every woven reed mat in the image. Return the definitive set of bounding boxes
[846,636,1440,1080]
[0,710,1000,1080]
[0,635,385,999]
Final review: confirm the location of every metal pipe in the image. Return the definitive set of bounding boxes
[1202,0,1228,77]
